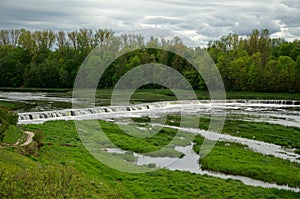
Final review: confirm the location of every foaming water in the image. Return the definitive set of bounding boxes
[18,100,300,128]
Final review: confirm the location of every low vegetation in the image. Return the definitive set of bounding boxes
[0,121,299,198]
[1,125,23,145]
[193,136,300,187]
[1,94,300,197]
[0,120,293,198]
[0,107,18,142]
[0,150,107,198]
[166,115,300,150]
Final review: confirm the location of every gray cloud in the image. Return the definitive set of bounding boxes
[231,16,281,35]
[0,0,299,46]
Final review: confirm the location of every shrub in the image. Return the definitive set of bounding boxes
[0,107,18,126]
[33,130,43,147]
[147,163,156,168]
[0,108,18,141]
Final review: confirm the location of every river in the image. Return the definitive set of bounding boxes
[1,91,300,191]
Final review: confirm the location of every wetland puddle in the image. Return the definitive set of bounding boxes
[105,143,300,192]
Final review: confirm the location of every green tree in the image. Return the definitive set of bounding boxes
[265,59,279,92]
[228,54,251,91]
[295,56,300,92]
[247,52,265,91]
[0,30,9,45]
[277,56,296,92]
[18,29,36,54]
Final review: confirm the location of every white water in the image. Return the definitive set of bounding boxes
[18,100,300,128]
[105,144,300,192]
[0,91,74,103]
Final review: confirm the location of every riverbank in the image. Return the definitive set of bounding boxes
[1,89,300,198]
[1,120,297,198]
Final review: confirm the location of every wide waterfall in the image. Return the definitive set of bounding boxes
[18,100,300,124]
[18,103,152,121]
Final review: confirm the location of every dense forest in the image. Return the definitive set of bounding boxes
[0,28,299,92]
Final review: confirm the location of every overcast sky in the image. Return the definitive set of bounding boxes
[0,0,299,46]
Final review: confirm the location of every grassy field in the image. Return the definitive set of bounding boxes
[193,136,300,187]
[1,125,24,145]
[165,115,300,150]
[0,101,25,110]
[101,119,300,187]
[1,120,299,198]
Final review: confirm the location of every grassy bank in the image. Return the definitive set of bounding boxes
[0,120,297,198]
[1,125,24,145]
[165,115,300,150]
[0,101,25,110]
[193,136,300,187]
[102,118,300,187]
[96,89,300,101]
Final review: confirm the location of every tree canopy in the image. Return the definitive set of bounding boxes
[0,28,299,93]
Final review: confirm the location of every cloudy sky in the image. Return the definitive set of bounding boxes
[0,0,299,46]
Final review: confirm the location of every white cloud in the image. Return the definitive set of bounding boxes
[0,0,299,46]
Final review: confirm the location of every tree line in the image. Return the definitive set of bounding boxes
[207,29,300,92]
[0,28,299,92]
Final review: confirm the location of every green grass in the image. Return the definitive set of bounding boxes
[96,89,300,102]
[165,115,300,150]
[220,119,300,149]
[193,136,300,187]
[1,125,24,145]
[71,89,300,106]
[0,148,40,169]
[98,117,300,188]
[0,101,25,110]
[7,120,297,198]
[101,121,186,157]
[0,149,106,198]
[222,91,300,100]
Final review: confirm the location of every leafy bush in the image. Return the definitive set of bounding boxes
[32,130,43,147]
[0,108,18,141]
[0,120,8,141]
[0,107,18,126]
